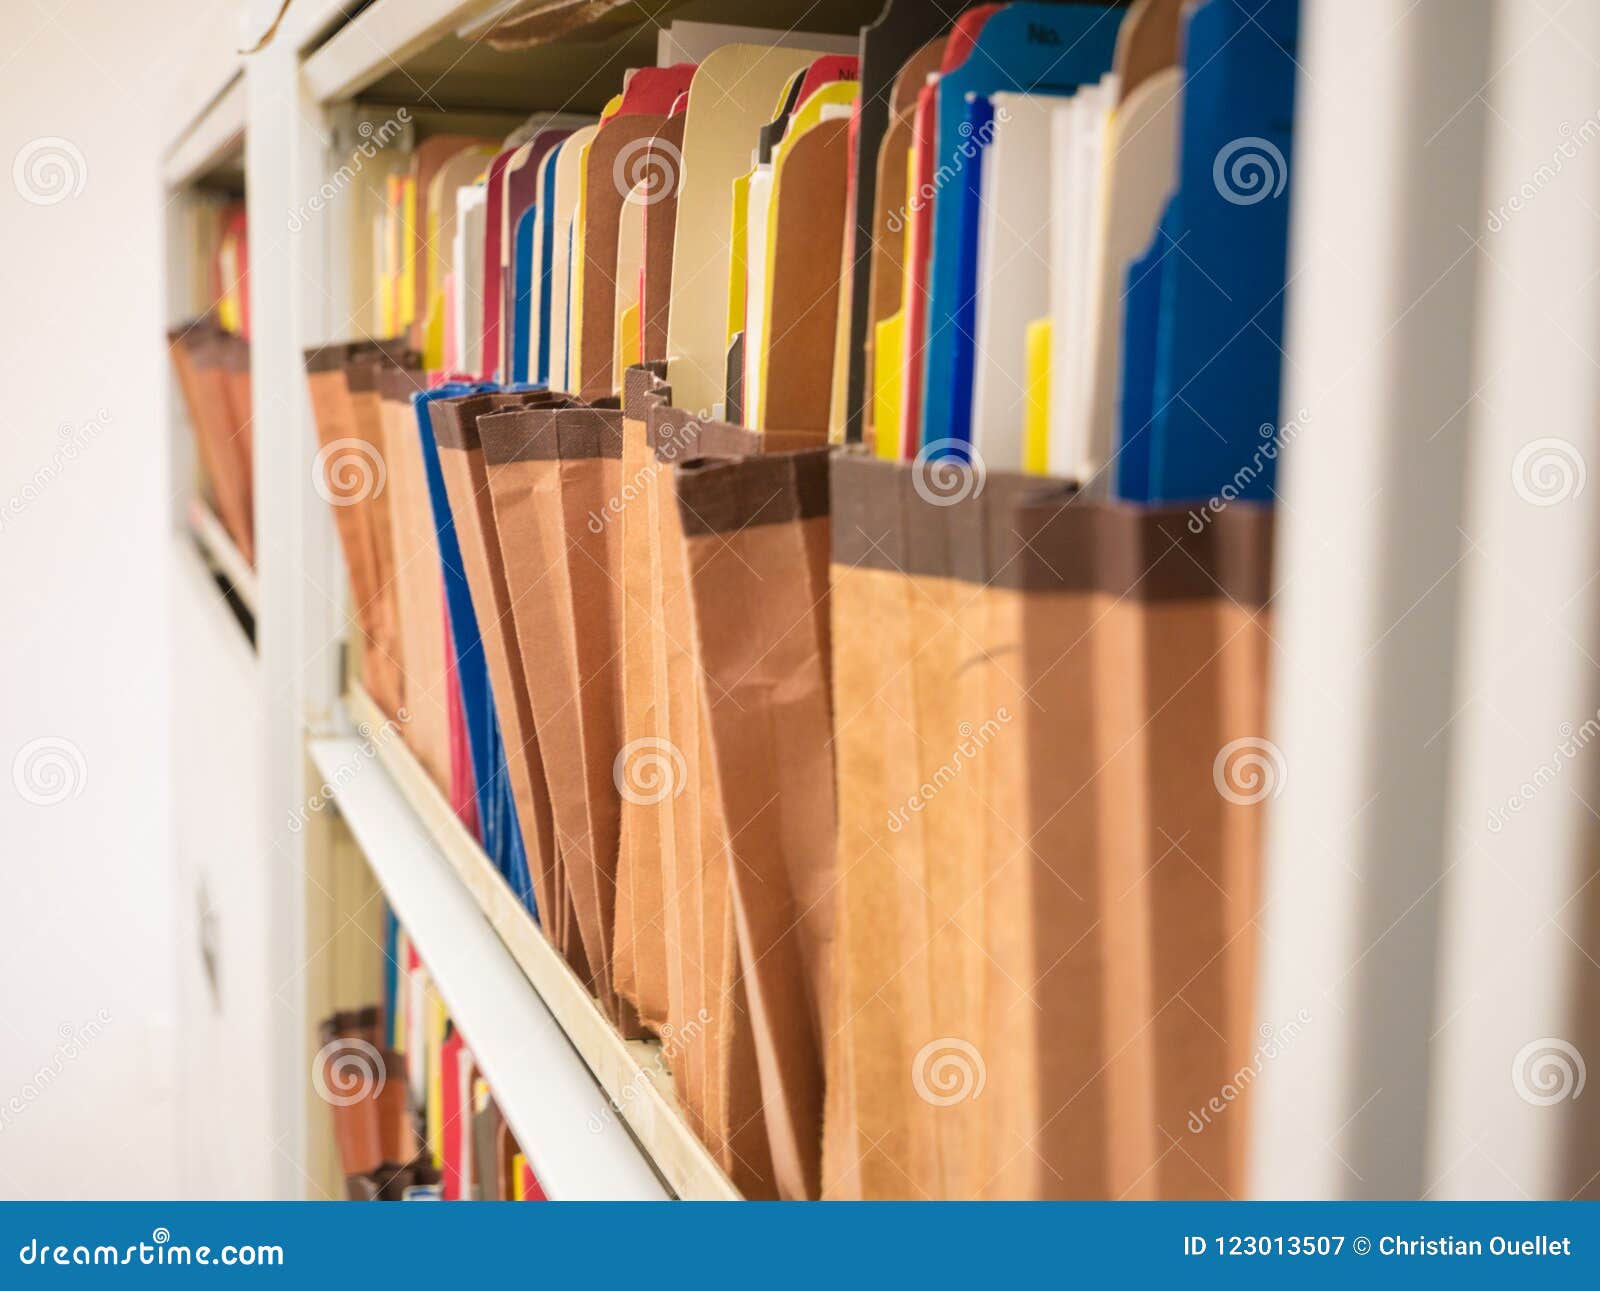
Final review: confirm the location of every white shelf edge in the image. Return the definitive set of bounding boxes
[336,685,741,1200]
[163,73,247,189]
[309,733,671,1201]
[185,496,259,616]
[302,0,511,105]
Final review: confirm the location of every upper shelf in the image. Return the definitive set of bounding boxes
[163,73,247,191]
[302,0,883,109]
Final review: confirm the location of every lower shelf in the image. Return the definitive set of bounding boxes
[185,496,258,624]
[321,685,741,1201]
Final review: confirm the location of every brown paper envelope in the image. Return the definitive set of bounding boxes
[898,477,996,1199]
[346,354,408,720]
[478,404,622,1019]
[675,449,836,1200]
[217,334,256,559]
[1091,504,1274,1200]
[644,407,692,1116]
[646,380,828,1166]
[979,489,1114,1199]
[378,364,453,794]
[756,117,852,434]
[658,436,707,1132]
[375,1047,415,1168]
[168,327,233,531]
[1213,507,1275,1194]
[557,406,637,1033]
[647,398,722,1134]
[723,948,780,1200]
[578,114,671,399]
[644,387,759,1138]
[616,369,672,1029]
[304,343,419,723]
[305,349,385,705]
[172,327,255,564]
[321,1032,383,1177]
[826,452,918,1198]
[428,391,563,927]
[627,371,814,1151]
[689,684,776,1200]
[698,720,734,1177]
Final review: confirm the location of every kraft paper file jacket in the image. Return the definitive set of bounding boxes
[317,1007,422,1200]
[615,367,673,1034]
[169,323,255,564]
[475,399,629,1024]
[824,452,1275,1200]
[673,447,837,1202]
[623,367,837,1199]
[304,341,415,722]
[376,363,453,796]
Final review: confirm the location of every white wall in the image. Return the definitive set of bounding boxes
[0,0,251,1198]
